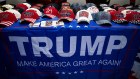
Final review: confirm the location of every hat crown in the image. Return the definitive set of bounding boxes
[95,11,111,21]
[5,9,21,19]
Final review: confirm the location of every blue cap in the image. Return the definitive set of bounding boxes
[94,11,112,25]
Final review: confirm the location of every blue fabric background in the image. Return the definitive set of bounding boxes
[0,18,140,79]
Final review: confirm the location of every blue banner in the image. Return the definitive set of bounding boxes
[0,21,140,79]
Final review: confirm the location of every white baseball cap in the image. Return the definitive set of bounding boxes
[76,10,93,23]
[5,9,21,19]
[87,6,99,14]
[87,6,99,20]
[2,4,14,10]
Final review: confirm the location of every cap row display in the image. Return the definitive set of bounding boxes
[0,2,140,27]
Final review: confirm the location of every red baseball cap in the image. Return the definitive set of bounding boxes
[59,9,75,21]
[121,10,134,21]
[44,6,59,18]
[0,12,17,27]
[21,10,39,23]
[127,11,140,24]
[109,11,128,23]
[16,3,29,11]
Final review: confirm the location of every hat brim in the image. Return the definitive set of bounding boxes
[130,20,140,24]
[44,14,56,18]
[77,17,90,23]
[0,21,14,27]
[113,19,128,24]
[21,18,36,23]
[96,20,112,25]
[59,17,73,22]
